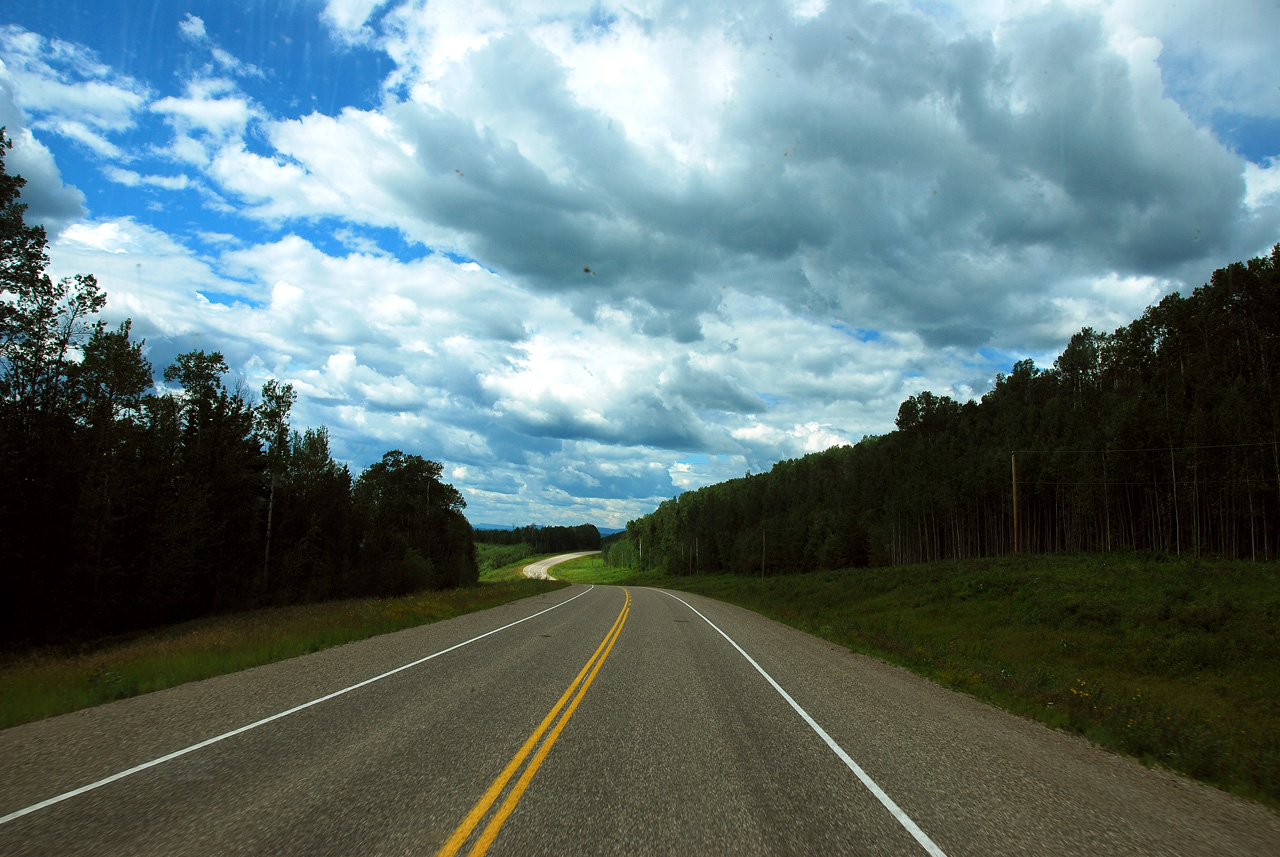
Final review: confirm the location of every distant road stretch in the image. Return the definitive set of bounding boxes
[3,580,1279,856]
[521,551,600,579]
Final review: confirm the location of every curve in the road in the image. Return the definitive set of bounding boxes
[521,551,600,579]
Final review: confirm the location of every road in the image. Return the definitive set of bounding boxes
[3,579,1278,855]
[521,551,599,579]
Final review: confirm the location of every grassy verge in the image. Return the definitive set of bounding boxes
[549,553,640,585]
[564,553,1280,809]
[0,576,567,730]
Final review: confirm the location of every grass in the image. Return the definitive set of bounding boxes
[564,552,1280,809]
[550,553,638,585]
[476,542,537,575]
[0,574,567,730]
[478,552,559,583]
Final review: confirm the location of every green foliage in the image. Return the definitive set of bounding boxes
[354,450,478,593]
[477,542,536,573]
[546,553,639,585]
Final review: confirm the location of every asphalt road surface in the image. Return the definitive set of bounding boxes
[3,580,1279,856]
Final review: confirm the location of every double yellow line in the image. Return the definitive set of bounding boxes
[435,589,631,857]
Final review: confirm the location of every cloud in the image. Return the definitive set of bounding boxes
[40,118,123,159]
[175,14,264,80]
[152,78,257,138]
[192,0,1271,355]
[0,62,85,233]
[323,0,388,40]
[104,167,192,191]
[178,14,207,43]
[43,210,967,522]
[16,1,1280,526]
[0,25,148,131]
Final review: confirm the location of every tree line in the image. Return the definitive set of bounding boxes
[473,524,601,553]
[0,131,477,646]
[608,244,1280,576]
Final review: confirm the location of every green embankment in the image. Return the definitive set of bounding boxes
[1,564,567,730]
[545,552,637,585]
[476,542,537,575]
[556,552,1280,808]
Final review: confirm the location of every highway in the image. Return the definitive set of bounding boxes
[3,580,1279,855]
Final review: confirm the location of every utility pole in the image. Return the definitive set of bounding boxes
[1012,452,1019,555]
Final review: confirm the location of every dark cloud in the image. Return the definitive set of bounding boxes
[662,355,764,414]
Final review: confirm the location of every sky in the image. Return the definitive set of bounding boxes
[1,0,1278,529]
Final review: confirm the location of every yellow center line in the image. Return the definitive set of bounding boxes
[435,589,631,857]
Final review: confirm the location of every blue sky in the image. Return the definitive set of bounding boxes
[2,0,1278,527]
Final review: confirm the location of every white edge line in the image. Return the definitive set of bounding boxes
[0,584,595,827]
[656,588,948,857]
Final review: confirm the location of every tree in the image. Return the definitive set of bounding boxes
[0,128,107,640]
[0,128,482,641]
[275,426,355,600]
[255,379,296,587]
[68,320,154,613]
[0,127,105,435]
[152,350,262,612]
[0,127,51,326]
[355,450,475,593]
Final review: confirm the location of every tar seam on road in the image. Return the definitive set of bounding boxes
[0,585,597,828]
[437,588,631,857]
[657,589,950,857]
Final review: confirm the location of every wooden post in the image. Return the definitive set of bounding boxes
[1012,452,1019,555]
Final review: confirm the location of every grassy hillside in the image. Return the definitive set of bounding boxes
[557,552,1280,808]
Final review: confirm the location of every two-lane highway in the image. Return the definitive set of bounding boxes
[3,578,1279,855]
